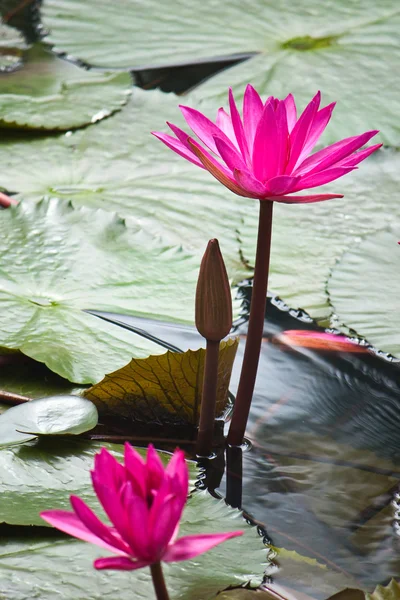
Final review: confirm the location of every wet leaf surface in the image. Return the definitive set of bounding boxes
[0,44,131,130]
[0,395,98,447]
[328,228,400,357]
[0,198,203,383]
[85,338,238,425]
[0,490,265,599]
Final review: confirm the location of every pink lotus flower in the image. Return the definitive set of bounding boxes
[152,87,381,203]
[41,444,243,571]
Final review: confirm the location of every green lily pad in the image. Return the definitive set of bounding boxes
[0,44,131,130]
[0,88,250,283]
[0,491,265,600]
[0,198,203,383]
[0,356,82,398]
[0,439,198,526]
[239,149,400,321]
[0,22,27,70]
[42,0,399,144]
[0,395,98,448]
[328,228,400,357]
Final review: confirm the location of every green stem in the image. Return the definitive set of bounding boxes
[150,562,170,600]
[227,200,273,446]
[196,339,220,456]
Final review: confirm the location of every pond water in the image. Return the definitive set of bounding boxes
[86,285,400,597]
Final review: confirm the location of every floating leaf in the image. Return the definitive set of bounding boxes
[0,439,198,526]
[328,228,400,357]
[239,149,400,321]
[0,490,265,599]
[0,21,27,70]
[0,395,98,448]
[0,44,131,130]
[85,337,238,425]
[268,547,359,598]
[0,88,250,284]
[216,585,316,600]
[42,0,400,145]
[328,580,400,600]
[0,198,203,383]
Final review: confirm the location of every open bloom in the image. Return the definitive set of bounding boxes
[41,444,242,571]
[153,87,381,203]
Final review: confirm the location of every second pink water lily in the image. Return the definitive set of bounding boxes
[153,87,381,203]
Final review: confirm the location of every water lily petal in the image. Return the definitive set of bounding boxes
[214,135,247,172]
[41,509,128,556]
[285,91,320,174]
[273,193,344,203]
[252,100,279,181]
[165,449,188,498]
[336,143,382,168]
[267,175,301,195]
[292,166,355,190]
[124,442,147,498]
[163,531,243,562]
[243,84,263,152]
[283,93,297,132]
[233,168,268,197]
[216,107,237,147]
[94,557,150,571]
[151,131,203,167]
[179,105,237,156]
[188,139,250,197]
[70,495,131,554]
[275,100,290,175]
[297,102,336,165]
[146,444,166,493]
[229,87,249,163]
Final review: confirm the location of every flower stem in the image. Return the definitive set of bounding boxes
[227,200,273,446]
[196,339,220,456]
[150,562,170,600]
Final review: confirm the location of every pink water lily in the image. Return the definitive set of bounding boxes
[41,444,242,572]
[152,87,381,203]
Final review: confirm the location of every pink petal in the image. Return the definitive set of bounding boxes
[297,102,336,165]
[302,130,378,176]
[163,531,243,563]
[283,93,297,132]
[275,100,290,175]
[336,143,382,167]
[252,100,279,181]
[149,490,183,558]
[165,449,188,497]
[94,557,150,571]
[273,193,343,204]
[285,91,321,174]
[93,447,126,493]
[233,168,269,197]
[123,481,151,559]
[215,108,237,147]
[70,496,131,555]
[146,444,166,493]
[266,175,301,195]
[214,135,247,172]
[91,476,132,545]
[243,84,263,151]
[179,105,237,156]
[124,443,147,498]
[292,166,355,190]
[151,131,203,168]
[297,130,378,176]
[40,510,128,556]
[228,87,250,163]
[188,139,251,198]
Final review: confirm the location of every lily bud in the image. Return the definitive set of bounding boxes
[195,239,232,342]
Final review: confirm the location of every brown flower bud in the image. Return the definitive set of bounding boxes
[195,239,232,342]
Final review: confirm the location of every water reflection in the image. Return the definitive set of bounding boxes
[83,292,400,593]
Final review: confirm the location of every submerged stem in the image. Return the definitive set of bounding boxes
[196,339,220,456]
[227,200,273,446]
[150,562,170,600]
